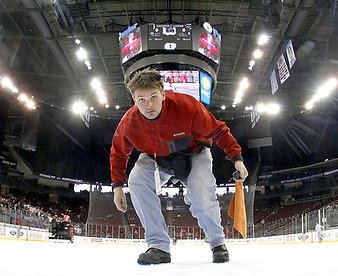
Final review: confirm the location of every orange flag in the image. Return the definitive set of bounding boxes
[228,181,247,238]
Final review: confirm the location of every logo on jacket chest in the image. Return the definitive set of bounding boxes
[173,131,186,137]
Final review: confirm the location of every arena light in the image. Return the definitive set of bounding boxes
[239,77,249,91]
[257,103,266,113]
[26,99,37,110]
[257,102,281,115]
[76,47,88,61]
[18,93,28,102]
[265,103,280,115]
[248,60,255,70]
[105,104,110,109]
[84,60,92,70]
[305,100,314,110]
[233,77,249,105]
[257,34,269,46]
[221,105,226,110]
[9,86,19,94]
[75,39,81,45]
[304,77,337,109]
[236,89,244,98]
[115,105,120,110]
[17,93,37,109]
[233,98,242,105]
[326,77,338,89]
[95,88,106,98]
[1,76,12,88]
[304,95,320,110]
[98,96,108,105]
[233,96,241,105]
[253,48,263,59]
[90,77,109,105]
[71,100,88,115]
[90,78,102,90]
[317,77,337,98]
[1,76,19,93]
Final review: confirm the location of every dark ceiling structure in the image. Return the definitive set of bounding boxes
[1,0,338,184]
[1,0,337,118]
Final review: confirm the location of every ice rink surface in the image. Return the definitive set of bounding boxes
[1,239,337,276]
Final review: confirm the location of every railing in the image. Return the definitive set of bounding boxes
[252,201,338,237]
[0,206,49,229]
[84,221,249,240]
[85,223,208,240]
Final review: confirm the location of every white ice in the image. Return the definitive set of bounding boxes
[0,239,337,276]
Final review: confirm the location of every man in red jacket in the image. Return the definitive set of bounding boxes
[110,68,248,265]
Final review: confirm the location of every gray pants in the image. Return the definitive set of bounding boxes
[128,148,225,253]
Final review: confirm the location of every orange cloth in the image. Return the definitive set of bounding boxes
[228,181,247,238]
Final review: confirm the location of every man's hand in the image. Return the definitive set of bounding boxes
[113,187,127,213]
[234,160,248,182]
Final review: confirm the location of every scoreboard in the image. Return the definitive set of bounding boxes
[119,22,221,105]
[148,23,193,50]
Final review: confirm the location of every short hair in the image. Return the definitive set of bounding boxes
[126,68,164,95]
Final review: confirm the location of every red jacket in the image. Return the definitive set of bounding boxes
[110,93,242,187]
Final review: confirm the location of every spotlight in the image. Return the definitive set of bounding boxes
[257,34,269,46]
[253,48,263,59]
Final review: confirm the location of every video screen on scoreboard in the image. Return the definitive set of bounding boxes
[160,70,200,101]
[198,29,221,64]
[148,23,192,50]
[120,26,142,64]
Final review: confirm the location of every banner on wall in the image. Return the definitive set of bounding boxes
[277,54,290,84]
[286,40,296,68]
[270,69,279,95]
[250,103,260,129]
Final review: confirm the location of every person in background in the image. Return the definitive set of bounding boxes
[110,68,248,265]
[315,223,324,243]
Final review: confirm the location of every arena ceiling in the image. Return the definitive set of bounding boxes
[1,0,338,187]
[1,0,337,121]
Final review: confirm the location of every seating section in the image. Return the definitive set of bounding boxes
[1,186,338,239]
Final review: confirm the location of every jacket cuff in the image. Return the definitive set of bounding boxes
[229,155,243,164]
[112,181,125,189]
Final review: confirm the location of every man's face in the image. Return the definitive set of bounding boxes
[133,87,164,119]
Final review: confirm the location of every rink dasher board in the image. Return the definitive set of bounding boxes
[0,222,49,241]
[1,222,338,244]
